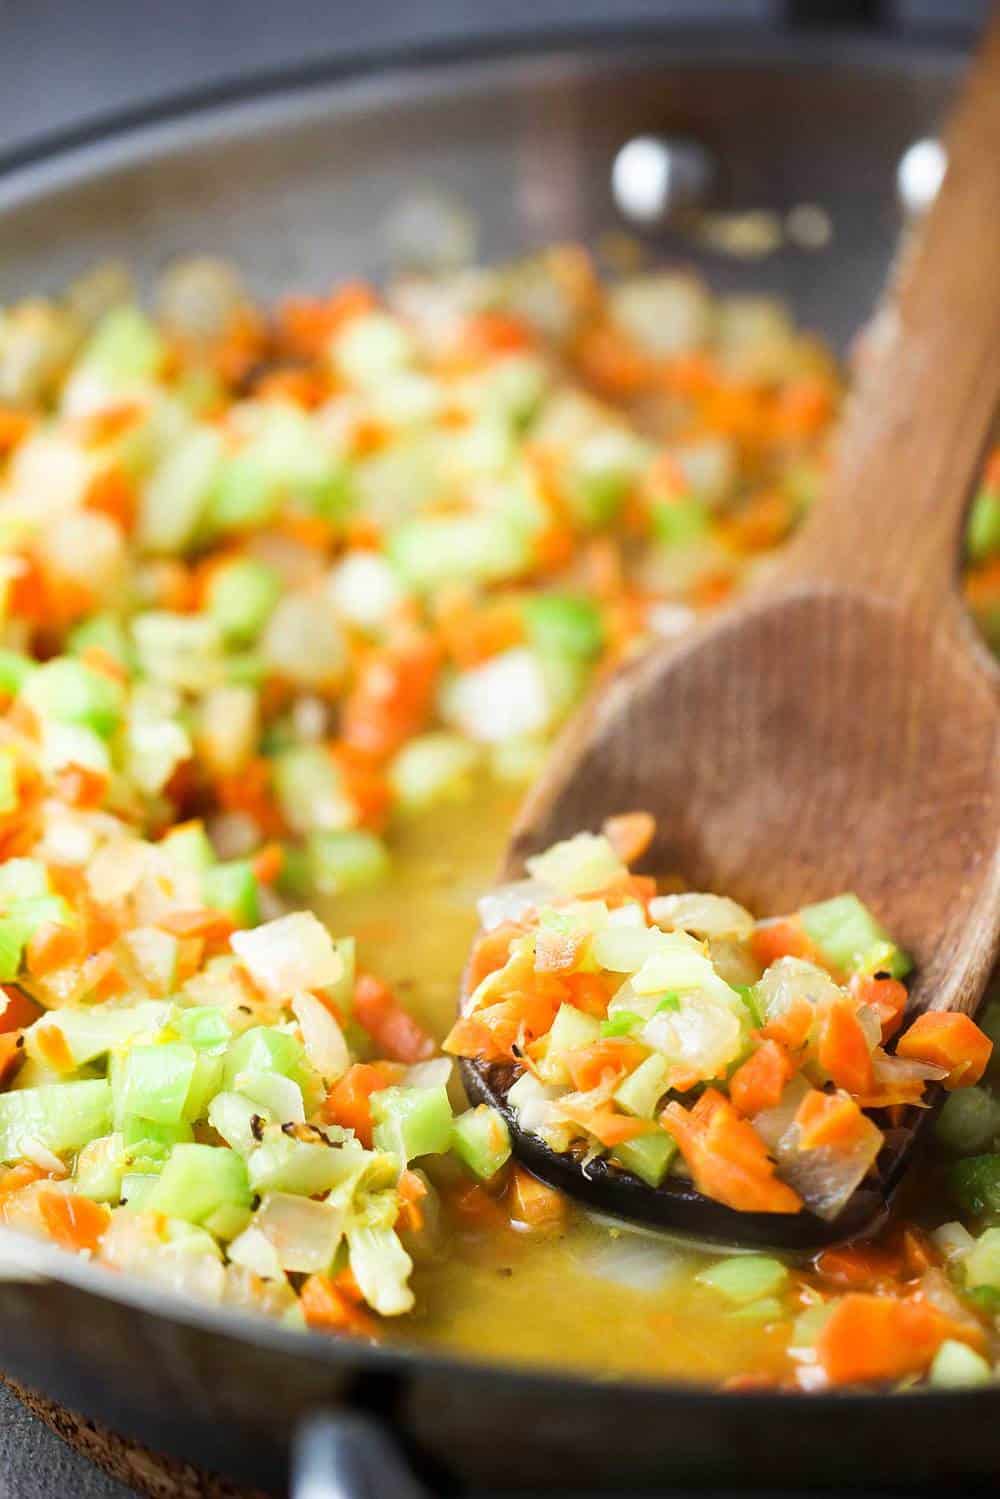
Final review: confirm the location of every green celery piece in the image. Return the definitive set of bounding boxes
[159,820,216,872]
[600,1011,644,1038]
[696,1255,789,1304]
[523,593,605,662]
[389,734,479,811]
[567,431,649,529]
[0,895,74,981]
[936,1087,1000,1156]
[202,861,260,927]
[964,1227,1000,1291]
[183,1052,225,1123]
[120,1173,159,1208]
[84,306,163,381]
[730,1297,786,1324]
[951,1157,1000,1222]
[451,1105,511,1181]
[967,487,1000,564]
[29,1001,170,1070]
[144,1143,251,1224]
[247,1131,365,1196]
[205,557,282,644]
[307,830,389,896]
[277,845,311,901]
[209,453,279,533]
[139,426,223,554]
[388,512,531,592]
[73,1132,127,1203]
[612,1132,676,1186]
[0,650,35,697]
[930,1338,992,1388]
[176,1006,231,1055]
[653,497,710,548]
[371,1085,453,1163]
[67,614,134,671]
[546,1003,601,1058]
[22,658,124,739]
[203,1201,253,1241]
[273,744,352,837]
[207,1091,268,1157]
[224,1026,305,1088]
[614,1055,671,1120]
[799,893,911,979]
[0,1080,112,1163]
[122,1114,194,1169]
[115,1043,199,1126]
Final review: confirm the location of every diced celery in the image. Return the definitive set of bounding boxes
[0,650,36,696]
[68,614,135,671]
[84,306,163,381]
[202,860,260,927]
[592,923,669,974]
[22,657,124,739]
[273,744,353,836]
[930,1339,992,1388]
[159,820,216,873]
[74,1132,127,1203]
[138,426,222,553]
[546,1003,602,1060]
[306,830,389,896]
[612,1132,677,1186]
[132,612,224,693]
[183,1052,225,1122]
[0,1080,112,1163]
[114,1042,198,1126]
[120,1173,159,1209]
[730,1297,786,1325]
[937,1087,1000,1156]
[203,1201,253,1241]
[614,1055,671,1119]
[799,893,911,979]
[176,1006,231,1055]
[696,1255,789,1304]
[205,557,282,644]
[0,895,76,981]
[389,512,531,592]
[210,452,278,532]
[600,1011,644,1038]
[247,1130,365,1196]
[122,1114,194,1168]
[451,1105,511,1180]
[371,1085,453,1163]
[567,429,650,529]
[389,734,479,811]
[210,406,351,530]
[26,1001,170,1070]
[653,497,710,548]
[224,1026,305,1088]
[964,1227,1000,1291]
[967,487,1000,564]
[144,1143,251,1225]
[524,593,604,662]
[951,1156,1000,1221]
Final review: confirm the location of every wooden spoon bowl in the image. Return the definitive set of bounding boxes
[462,16,1000,1250]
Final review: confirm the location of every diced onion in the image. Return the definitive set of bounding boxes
[291,991,350,1084]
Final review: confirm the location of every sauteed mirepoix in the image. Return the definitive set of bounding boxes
[0,250,998,1391]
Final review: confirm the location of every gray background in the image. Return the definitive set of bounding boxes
[0,1,987,1495]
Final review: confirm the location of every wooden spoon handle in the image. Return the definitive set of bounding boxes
[788,7,1000,614]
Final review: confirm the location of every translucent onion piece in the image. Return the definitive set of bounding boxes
[476,879,549,932]
[291,991,350,1085]
[649,892,754,941]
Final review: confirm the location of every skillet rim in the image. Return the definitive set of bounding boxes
[0,24,988,1423]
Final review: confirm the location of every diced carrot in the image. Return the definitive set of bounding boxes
[794,1089,875,1152]
[35,1022,75,1072]
[850,974,909,1041]
[25,921,85,977]
[449,1181,509,1231]
[815,1293,959,1386]
[561,970,615,1017]
[0,986,41,1033]
[300,1273,378,1338]
[750,916,813,969]
[322,1061,398,1147]
[458,311,535,361]
[329,743,392,832]
[895,1012,993,1089]
[341,631,441,761]
[0,1032,24,1087]
[160,908,237,944]
[38,1191,111,1254]
[813,1243,905,1288]
[277,282,377,361]
[352,973,436,1064]
[602,811,656,865]
[662,1089,802,1215]
[760,997,814,1051]
[0,1162,48,1201]
[83,466,138,533]
[441,1014,510,1066]
[53,763,109,809]
[465,923,521,993]
[817,998,875,1095]
[250,842,284,884]
[0,407,33,456]
[77,645,128,685]
[560,1106,652,1148]
[729,1039,794,1116]
[434,590,524,669]
[565,1039,649,1093]
[215,758,285,838]
[508,1166,568,1231]
[396,1169,429,1233]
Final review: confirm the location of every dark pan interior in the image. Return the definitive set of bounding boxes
[0,31,992,1496]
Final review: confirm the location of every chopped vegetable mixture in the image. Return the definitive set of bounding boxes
[0,250,998,1390]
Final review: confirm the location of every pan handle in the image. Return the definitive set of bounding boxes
[291,1410,431,1499]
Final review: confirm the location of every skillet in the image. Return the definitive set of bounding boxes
[1,20,997,1496]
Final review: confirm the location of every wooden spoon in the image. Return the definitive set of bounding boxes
[461,15,1000,1251]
